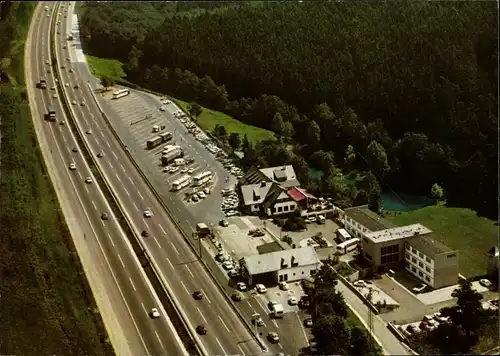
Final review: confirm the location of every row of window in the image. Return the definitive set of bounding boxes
[381,244,399,255]
[274,204,296,213]
[408,264,432,283]
[406,244,432,263]
[278,269,316,282]
[406,254,432,273]
[345,218,367,233]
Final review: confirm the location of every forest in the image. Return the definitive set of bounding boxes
[79,1,498,218]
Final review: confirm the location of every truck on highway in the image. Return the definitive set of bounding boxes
[46,106,56,121]
[161,146,183,166]
[39,77,47,89]
[146,131,173,149]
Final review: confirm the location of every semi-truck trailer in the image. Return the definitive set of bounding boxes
[146,131,173,149]
[161,146,183,165]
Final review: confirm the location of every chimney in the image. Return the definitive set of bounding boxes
[280,257,288,268]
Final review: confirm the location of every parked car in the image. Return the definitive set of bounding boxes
[412,283,428,294]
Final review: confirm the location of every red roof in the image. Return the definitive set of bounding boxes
[288,187,314,202]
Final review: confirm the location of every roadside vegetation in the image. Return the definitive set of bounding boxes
[86,55,127,82]
[386,202,498,277]
[0,4,112,355]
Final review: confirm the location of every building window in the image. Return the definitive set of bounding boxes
[406,245,411,251]
[380,243,400,265]
[302,271,304,274]
[278,206,283,213]
[418,261,423,268]
[363,228,366,232]
[418,252,424,259]
[412,257,417,263]
[425,275,431,282]
[290,205,295,210]
[284,205,289,212]
[425,266,431,273]
[447,253,456,259]
[274,207,278,213]
[425,256,431,263]
[310,270,316,276]
[418,271,423,277]
[411,266,416,273]
[405,253,410,260]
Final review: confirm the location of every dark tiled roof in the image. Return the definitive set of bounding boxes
[407,235,454,257]
[345,205,395,232]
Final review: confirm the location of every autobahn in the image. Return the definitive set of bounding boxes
[57,2,275,355]
[27,3,188,356]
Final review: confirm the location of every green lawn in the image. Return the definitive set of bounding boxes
[86,55,127,81]
[174,99,276,145]
[386,202,498,277]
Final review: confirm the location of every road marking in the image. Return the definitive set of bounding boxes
[116,174,121,182]
[218,315,230,332]
[272,319,279,328]
[91,200,97,210]
[129,277,136,291]
[118,254,125,268]
[128,176,134,184]
[141,302,148,314]
[108,162,114,169]
[185,265,194,277]
[106,141,110,148]
[133,202,138,210]
[200,289,211,304]
[154,330,164,349]
[84,185,89,193]
[166,258,174,269]
[154,237,161,249]
[124,188,129,196]
[180,281,189,295]
[138,191,144,200]
[108,233,115,247]
[170,242,180,255]
[198,308,208,323]
[238,345,245,355]
[121,164,125,171]
[278,343,283,349]
[215,337,227,356]
[112,151,118,159]
[296,311,309,344]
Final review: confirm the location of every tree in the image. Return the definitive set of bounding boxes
[281,121,295,138]
[431,182,444,199]
[310,150,334,176]
[100,76,114,89]
[354,189,369,205]
[241,133,251,153]
[350,326,375,356]
[307,119,321,149]
[271,112,284,133]
[345,145,356,168]
[188,102,203,118]
[445,279,484,337]
[228,132,241,152]
[368,190,381,213]
[212,124,227,140]
[365,140,390,178]
[312,315,350,355]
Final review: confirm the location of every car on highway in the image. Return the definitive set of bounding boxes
[256,284,267,293]
[196,325,207,335]
[159,106,166,111]
[252,316,264,326]
[101,213,109,220]
[50,86,56,90]
[97,152,104,158]
[65,83,69,87]
[304,318,313,327]
[45,59,50,65]
[46,13,50,17]
[69,68,73,73]
[143,210,152,218]
[74,84,79,89]
[193,291,203,300]
[267,332,280,343]
[85,177,93,184]
[141,230,149,237]
[288,296,298,306]
[80,101,86,106]
[150,308,160,319]
[59,121,65,125]
[237,282,247,291]
[46,69,51,74]
[279,281,289,290]
[71,100,77,105]
[66,57,70,61]
[63,44,67,49]
[52,93,58,98]
[86,129,92,135]
[68,162,76,170]
[60,64,65,69]
[72,147,78,153]
[231,293,242,301]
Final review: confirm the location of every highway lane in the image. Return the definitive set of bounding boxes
[59,4,273,355]
[31,4,188,356]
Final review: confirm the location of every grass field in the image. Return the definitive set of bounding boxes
[86,55,127,82]
[0,4,112,355]
[175,98,276,145]
[386,202,498,277]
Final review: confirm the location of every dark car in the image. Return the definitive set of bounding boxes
[97,152,104,158]
[141,230,149,237]
[101,213,108,220]
[196,325,207,335]
[231,293,242,302]
[193,291,203,300]
[72,147,78,153]
[219,219,229,227]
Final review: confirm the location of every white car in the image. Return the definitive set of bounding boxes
[150,308,160,319]
[159,106,166,111]
[162,167,170,172]
[143,210,152,218]
[71,100,77,105]
[222,260,234,270]
[198,192,206,199]
[187,168,195,174]
[480,279,492,288]
[52,93,58,98]
[85,177,92,184]
[412,283,428,294]
[80,101,86,106]
[65,83,69,87]
[288,296,298,305]
[170,167,178,173]
[86,129,92,135]
[68,162,76,170]
[255,284,267,293]
[180,168,188,174]
[203,187,210,195]
[279,281,288,290]
[45,59,50,65]
[50,86,56,90]
[236,282,247,291]
[353,280,366,288]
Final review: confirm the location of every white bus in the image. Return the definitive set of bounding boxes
[336,238,360,255]
[336,228,352,242]
[171,175,191,191]
[193,171,212,186]
[112,88,130,99]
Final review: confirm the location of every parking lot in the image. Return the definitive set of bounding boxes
[99,89,243,223]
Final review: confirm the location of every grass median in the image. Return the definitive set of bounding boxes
[0,4,112,355]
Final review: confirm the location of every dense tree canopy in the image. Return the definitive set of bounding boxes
[80,1,498,218]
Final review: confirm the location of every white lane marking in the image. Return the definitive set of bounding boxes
[272,319,279,328]
[108,162,114,169]
[180,281,189,295]
[106,140,110,148]
[121,164,125,171]
[238,345,245,355]
[296,311,309,344]
[170,242,180,255]
[116,174,121,182]
[133,202,138,210]
[141,302,148,314]
[124,188,130,196]
[118,254,125,268]
[138,191,144,200]
[129,277,137,291]
[200,289,211,304]
[198,308,208,323]
[159,224,166,234]
[154,237,161,249]
[108,233,115,247]
[91,200,97,210]
[185,265,194,277]
[77,171,82,180]
[166,258,174,269]
[278,343,283,349]
[218,315,230,332]
[84,185,89,193]
[128,176,134,184]
[154,330,164,349]
[215,338,227,356]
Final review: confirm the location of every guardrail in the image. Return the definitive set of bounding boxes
[50,4,201,356]
[89,86,269,352]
